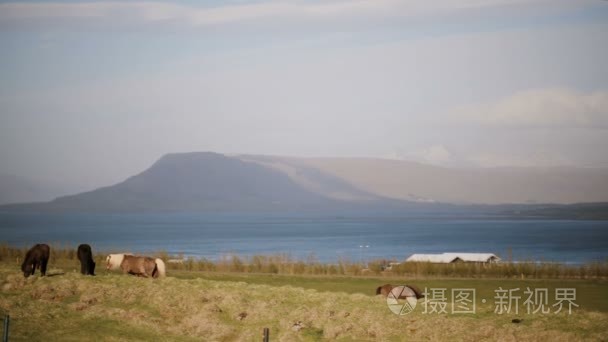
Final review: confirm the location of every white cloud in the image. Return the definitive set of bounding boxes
[455,88,608,128]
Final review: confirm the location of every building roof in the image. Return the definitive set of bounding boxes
[405,253,461,263]
[405,253,500,263]
[443,253,500,262]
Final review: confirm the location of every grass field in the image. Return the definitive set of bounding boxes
[1,260,607,341]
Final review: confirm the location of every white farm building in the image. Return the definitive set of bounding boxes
[405,253,500,264]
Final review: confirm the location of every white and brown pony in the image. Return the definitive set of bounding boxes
[120,255,157,278]
[106,253,131,271]
[106,253,166,278]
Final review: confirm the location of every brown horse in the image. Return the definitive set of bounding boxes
[77,244,96,276]
[120,255,158,278]
[376,283,425,299]
[376,284,394,297]
[407,284,425,299]
[21,244,50,278]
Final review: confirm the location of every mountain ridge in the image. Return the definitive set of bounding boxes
[0,152,386,213]
[1,152,608,216]
[246,155,608,204]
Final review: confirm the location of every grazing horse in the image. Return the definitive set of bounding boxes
[377,283,425,299]
[376,284,394,297]
[77,244,96,276]
[106,253,166,278]
[106,253,165,278]
[120,255,158,278]
[406,284,425,299]
[106,253,132,271]
[21,243,50,278]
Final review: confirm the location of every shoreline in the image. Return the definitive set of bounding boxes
[2,243,607,280]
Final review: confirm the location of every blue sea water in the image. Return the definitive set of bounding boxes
[0,213,607,264]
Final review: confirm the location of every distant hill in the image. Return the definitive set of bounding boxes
[239,155,608,205]
[0,152,389,213]
[501,202,608,220]
[0,173,84,205]
[1,152,608,216]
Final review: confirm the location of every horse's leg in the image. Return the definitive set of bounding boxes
[31,262,38,276]
[80,261,86,275]
[41,259,48,276]
[138,265,149,278]
[140,267,149,278]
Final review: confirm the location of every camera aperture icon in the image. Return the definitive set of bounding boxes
[386,285,418,315]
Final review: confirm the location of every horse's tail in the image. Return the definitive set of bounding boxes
[376,286,382,295]
[155,258,166,278]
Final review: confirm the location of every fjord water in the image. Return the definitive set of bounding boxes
[0,213,607,264]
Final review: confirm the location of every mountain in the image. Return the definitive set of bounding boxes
[1,152,607,215]
[0,152,387,213]
[238,156,608,205]
[501,202,608,220]
[0,173,84,205]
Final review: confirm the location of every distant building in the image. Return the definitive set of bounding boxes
[405,253,500,264]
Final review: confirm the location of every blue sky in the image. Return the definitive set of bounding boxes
[0,0,607,188]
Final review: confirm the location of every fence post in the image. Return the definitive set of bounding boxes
[262,327,269,342]
[2,315,8,342]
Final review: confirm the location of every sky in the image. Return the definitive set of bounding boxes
[0,0,607,190]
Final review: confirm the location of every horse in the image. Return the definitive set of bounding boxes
[106,253,165,278]
[376,283,425,299]
[120,255,158,278]
[77,244,96,275]
[406,284,425,299]
[21,243,50,277]
[106,253,132,271]
[376,284,394,297]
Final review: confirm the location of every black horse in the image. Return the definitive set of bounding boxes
[77,244,96,276]
[21,243,50,277]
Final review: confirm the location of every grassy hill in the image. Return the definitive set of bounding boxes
[1,264,607,341]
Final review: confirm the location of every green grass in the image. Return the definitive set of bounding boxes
[175,271,608,313]
[2,261,608,341]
